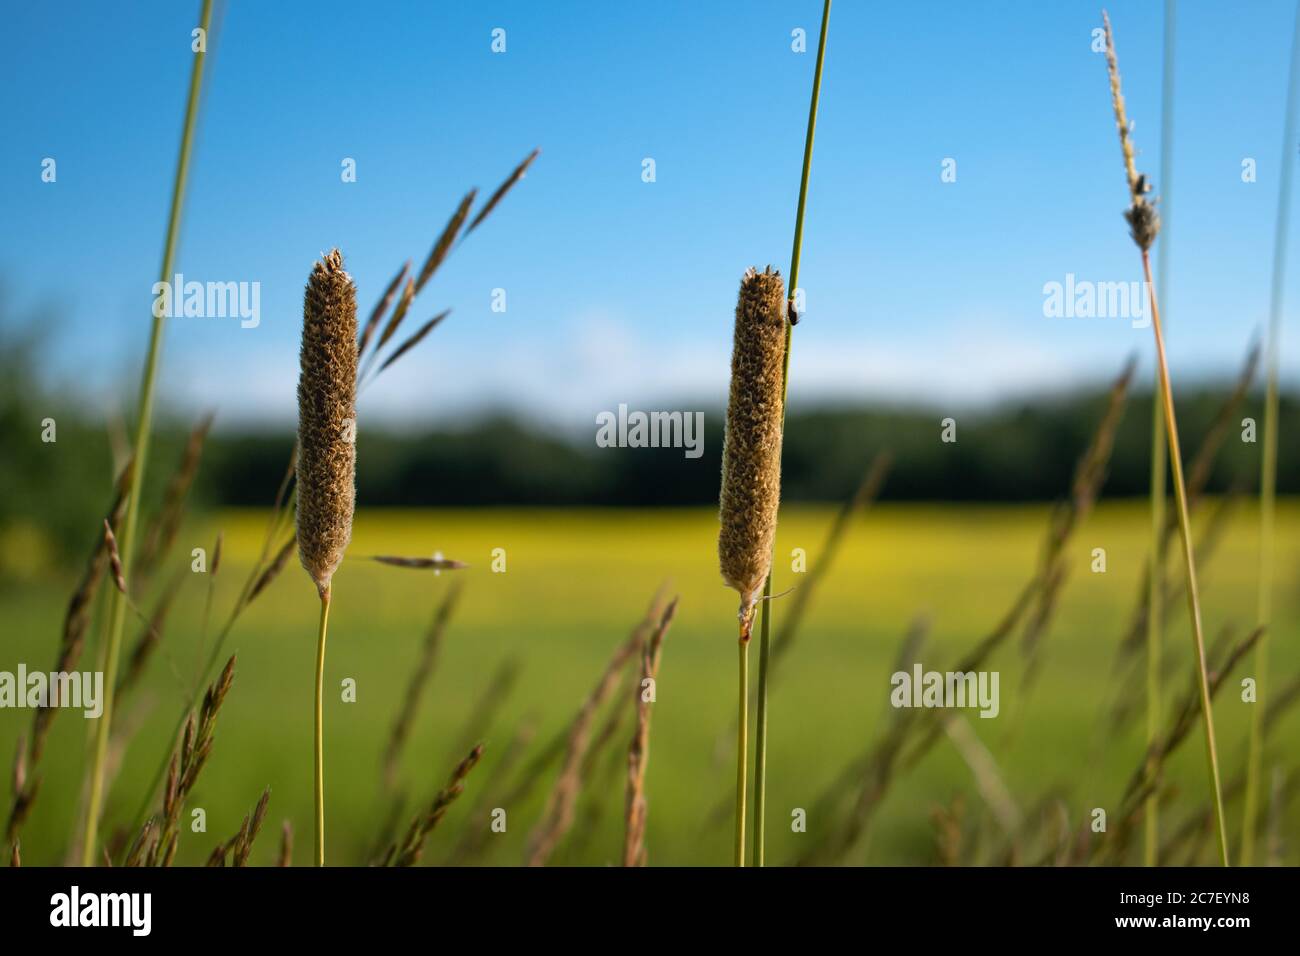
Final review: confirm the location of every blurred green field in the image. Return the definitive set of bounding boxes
[3,501,1298,866]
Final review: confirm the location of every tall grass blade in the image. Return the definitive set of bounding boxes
[81,0,216,864]
[1103,9,1229,866]
[1144,0,1176,868]
[1242,0,1300,866]
[752,0,831,868]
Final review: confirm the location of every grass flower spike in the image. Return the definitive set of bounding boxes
[719,265,787,866]
[719,266,788,636]
[298,249,358,596]
[297,248,358,866]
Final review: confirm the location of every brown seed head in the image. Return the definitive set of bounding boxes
[296,249,358,596]
[103,520,127,595]
[1102,11,1160,251]
[718,266,787,633]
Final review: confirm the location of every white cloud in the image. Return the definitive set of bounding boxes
[145,309,1297,428]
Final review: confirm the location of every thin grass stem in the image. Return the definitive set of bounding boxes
[80,0,214,865]
[735,633,749,868]
[314,586,332,866]
[1144,0,1176,868]
[752,0,831,868]
[1142,249,1230,867]
[1243,0,1300,866]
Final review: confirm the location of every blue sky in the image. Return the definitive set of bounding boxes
[3,0,1299,431]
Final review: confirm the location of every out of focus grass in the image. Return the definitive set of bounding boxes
[2,502,1297,865]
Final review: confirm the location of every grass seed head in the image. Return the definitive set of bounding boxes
[296,249,358,596]
[103,520,127,595]
[718,266,788,634]
[1102,11,1161,251]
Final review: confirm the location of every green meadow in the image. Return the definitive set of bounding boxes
[3,501,1297,865]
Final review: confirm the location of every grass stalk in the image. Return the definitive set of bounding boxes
[1243,0,1300,867]
[1141,249,1229,866]
[751,0,831,868]
[296,249,358,867]
[623,600,674,866]
[1144,0,1176,868]
[1143,428,1166,869]
[314,586,331,866]
[719,265,785,866]
[735,634,749,867]
[1104,8,1228,867]
[80,0,214,865]
[1243,0,1300,866]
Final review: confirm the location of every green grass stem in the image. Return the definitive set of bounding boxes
[735,633,749,867]
[1144,0,1176,868]
[1242,0,1300,867]
[1142,248,1230,867]
[752,0,831,869]
[315,586,332,866]
[80,0,215,865]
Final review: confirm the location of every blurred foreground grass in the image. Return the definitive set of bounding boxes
[2,502,1297,865]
